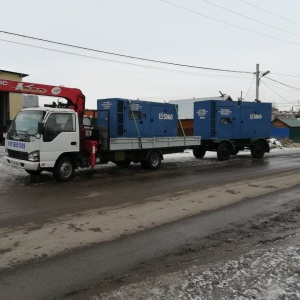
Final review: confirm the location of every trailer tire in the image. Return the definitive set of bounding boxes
[251,140,266,158]
[217,142,231,161]
[114,159,131,167]
[143,151,161,170]
[53,156,74,181]
[193,146,206,158]
[25,169,42,175]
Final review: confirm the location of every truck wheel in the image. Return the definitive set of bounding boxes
[193,146,206,158]
[114,159,131,167]
[147,151,162,170]
[53,156,74,181]
[25,170,42,175]
[251,141,266,158]
[217,143,230,161]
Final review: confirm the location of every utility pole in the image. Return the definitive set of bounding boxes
[255,64,270,102]
[255,64,259,101]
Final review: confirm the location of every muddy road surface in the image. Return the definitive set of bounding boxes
[0,149,300,299]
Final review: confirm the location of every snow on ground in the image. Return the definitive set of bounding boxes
[92,244,300,300]
[1,141,300,164]
[163,145,300,162]
[1,144,300,180]
[1,144,300,299]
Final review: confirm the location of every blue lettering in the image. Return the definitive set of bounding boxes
[8,141,26,149]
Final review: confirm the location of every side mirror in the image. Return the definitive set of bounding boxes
[37,122,44,135]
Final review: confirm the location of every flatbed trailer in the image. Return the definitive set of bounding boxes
[98,136,201,169]
[104,136,201,151]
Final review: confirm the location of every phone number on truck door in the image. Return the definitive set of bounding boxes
[7,141,26,149]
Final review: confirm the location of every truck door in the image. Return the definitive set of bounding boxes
[40,112,79,167]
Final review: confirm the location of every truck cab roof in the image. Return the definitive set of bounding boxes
[22,107,75,113]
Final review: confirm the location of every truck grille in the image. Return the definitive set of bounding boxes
[8,149,29,160]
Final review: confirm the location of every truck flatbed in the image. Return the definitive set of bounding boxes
[107,136,201,151]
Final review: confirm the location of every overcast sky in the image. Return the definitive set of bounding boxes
[1,0,300,110]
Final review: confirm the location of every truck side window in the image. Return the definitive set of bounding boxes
[63,114,75,132]
[44,114,60,142]
[44,113,75,142]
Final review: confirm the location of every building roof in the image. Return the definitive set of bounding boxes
[169,95,232,119]
[274,117,300,128]
[0,69,28,78]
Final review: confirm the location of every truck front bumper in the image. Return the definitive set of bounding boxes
[4,156,40,171]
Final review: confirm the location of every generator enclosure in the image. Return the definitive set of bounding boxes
[194,100,272,140]
[97,98,178,138]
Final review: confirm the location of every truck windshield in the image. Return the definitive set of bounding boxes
[8,110,44,136]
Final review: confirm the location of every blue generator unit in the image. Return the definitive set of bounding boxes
[194,100,272,140]
[97,98,178,138]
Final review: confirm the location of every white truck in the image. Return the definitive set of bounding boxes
[1,79,201,181]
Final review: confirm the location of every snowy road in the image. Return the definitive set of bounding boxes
[98,243,300,300]
[0,146,300,299]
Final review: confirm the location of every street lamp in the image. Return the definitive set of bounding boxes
[255,64,270,102]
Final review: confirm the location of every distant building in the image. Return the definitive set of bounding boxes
[169,95,233,120]
[23,94,39,108]
[272,117,300,142]
[0,69,28,143]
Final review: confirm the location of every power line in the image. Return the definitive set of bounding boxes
[202,0,300,38]
[0,30,252,74]
[271,73,300,78]
[261,80,293,104]
[264,77,300,92]
[0,38,252,80]
[239,0,300,27]
[160,0,300,47]
[244,74,255,100]
[261,80,300,96]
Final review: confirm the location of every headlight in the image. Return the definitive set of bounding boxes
[28,151,40,162]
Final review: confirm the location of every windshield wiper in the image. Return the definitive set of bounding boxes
[17,130,29,135]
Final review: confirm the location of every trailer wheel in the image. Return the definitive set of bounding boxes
[114,159,131,167]
[146,151,162,170]
[251,141,266,158]
[217,142,231,161]
[25,169,43,175]
[193,146,206,158]
[53,156,74,181]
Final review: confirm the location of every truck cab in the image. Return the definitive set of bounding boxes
[4,107,80,179]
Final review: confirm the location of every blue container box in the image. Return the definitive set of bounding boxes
[97,98,178,138]
[194,100,272,139]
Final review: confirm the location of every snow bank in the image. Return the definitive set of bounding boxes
[95,245,300,300]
